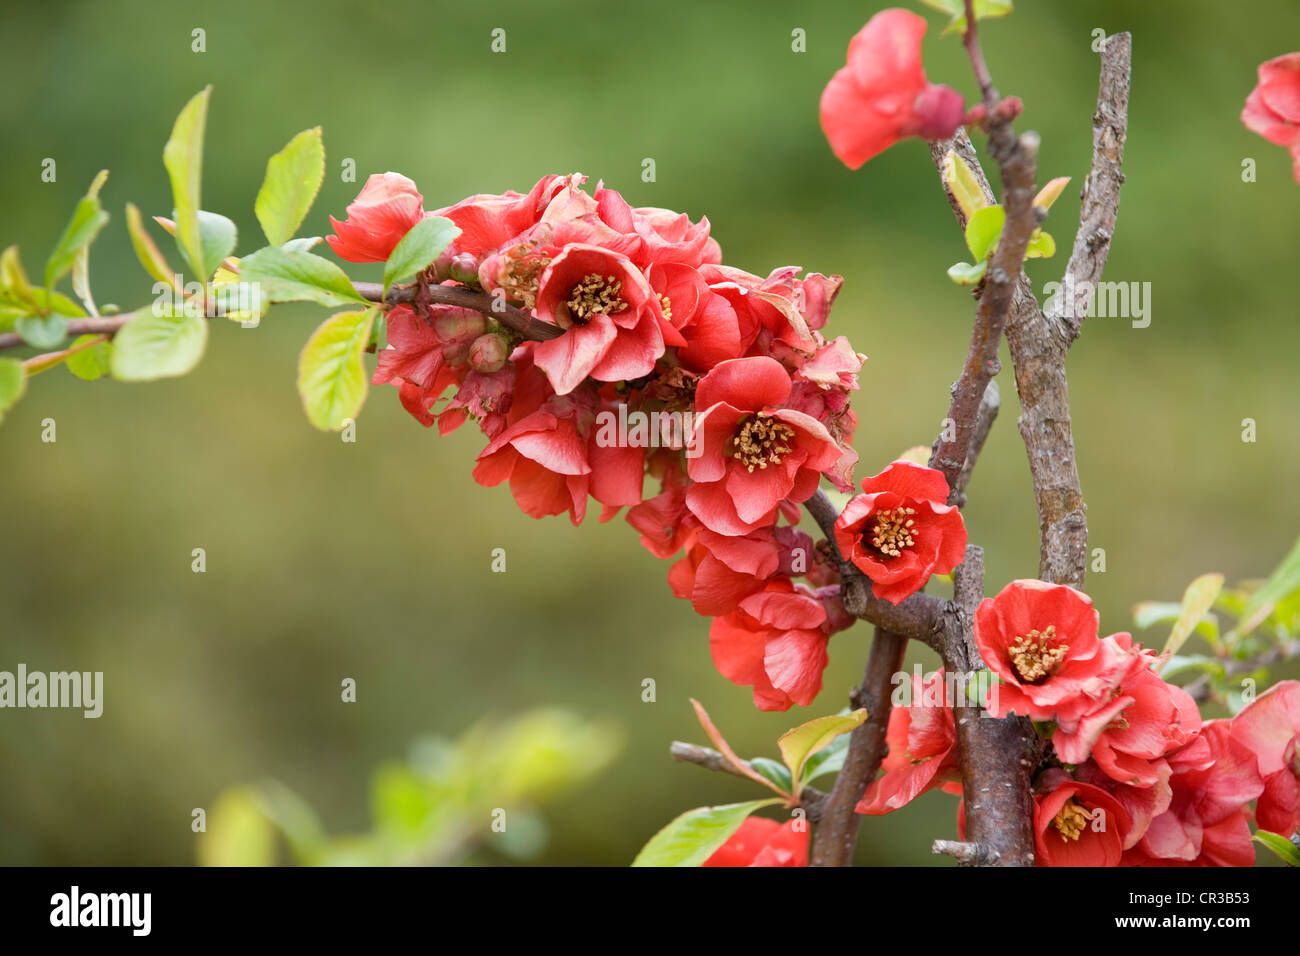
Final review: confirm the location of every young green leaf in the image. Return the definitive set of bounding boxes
[630,799,782,867]
[196,210,238,279]
[297,307,376,431]
[240,246,366,308]
[109,306,209,382]
[964,205,1006,261]
[919,0,1014,35]
[1240,535,1300,636]
[947,260,988,285]
[382,216,461,295]
[45,172,110,289]
[747,757,795,794]
[1,246,44,313]
[163,86,212,280]
[777,709,867,795]
[125,203,177,287]
[0,357,26,422]
[1253,830,1300,866]
[14,315,69,349]
[1158,573,1225,667]
[256,127,326,247]
[1025,229,1056,259]
[941,150,989,221]
[65,334,113,381]
[1034,176,1071,211]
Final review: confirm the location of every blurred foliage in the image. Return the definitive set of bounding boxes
[199,709,621,865]
[1,0,1298,865]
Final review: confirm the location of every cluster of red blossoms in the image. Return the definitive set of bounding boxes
[858,579,1300,867]
[330,171,962,710]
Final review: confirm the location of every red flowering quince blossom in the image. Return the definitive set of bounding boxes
[1052,633,1201,787]
[709,579,850,712]
[974,579,1114,723]
[326,172,425,262]
[1123,722,1264,866]
[1230,679,1300,836]
[686,357,843,536]
[833,460,967,604]
[1033,770,1131,867]
[1242,52,1300,182]
[531,243,667,396]
[702,817,809,867]
[820,8,967,169]
[857,670,961,815]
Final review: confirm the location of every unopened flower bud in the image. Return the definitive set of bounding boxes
[448,253,480,284]
[469,332,510,372]
[433,308,486,345]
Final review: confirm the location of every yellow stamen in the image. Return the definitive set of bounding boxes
[732,415,795,472]
[1053,798,1089,842]
[869,507,917,558]
[1008,625,1068,683]
[565,273,627,323]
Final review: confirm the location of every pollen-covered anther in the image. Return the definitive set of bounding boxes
[1052,798,1090,842]
[1008,625,1068,683]
[658,293,672,321]
[732,415,796,472]
[869,507,917,557]
[565,273,628,323]
[500,245,550,309]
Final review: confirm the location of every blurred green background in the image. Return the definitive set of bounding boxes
[1,0,1298,865]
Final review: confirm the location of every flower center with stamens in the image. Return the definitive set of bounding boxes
[868,507,917,558]
[732,415,795,472]
[565,273,627,324]
[1052,798,1089,842]
[1008,625,1068,683]
[500,244,550,309]
[658,293,672,321]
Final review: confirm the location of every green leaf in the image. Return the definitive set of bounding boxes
[297,307,376,430]
[163,86,212,280]
[109,306,209,382]
[282,236,322,253]
[747,757,794,794]
[1159,573,1225,666]
[382,216,461,294]
[0,358,26,423]
[802,741,850,783]
[630,799,781,867]
[964,205,1006,261]
[947,260,988,285]
[195,210,237,278]
[14,315,68,349]
[1,246,44,313]
[777,709,867,795]
[240,246,366,308]
[919,0,1014,34]
[1133,601,1185,630]
[1253,830,1300,866]
[65,334,112,381]
[1025,229,1056,259]
[45,173,110,289]
[124,202,177,287]
[1161,654,1225,681]
[255,127,326,247]
[1241,535,1300,635]
[940,150,989,221]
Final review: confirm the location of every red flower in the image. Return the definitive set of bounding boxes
[857,669,960,814]
[833,460,966,604]
[709,579,841,711]
[1034,771,1131,867]
[327,173,425,263]
[1230,679,1300,836]
[975,579,1107,723]
[686,357,843,536]
[532,244,666,395]
[433,174,566,259]
[1052,635,1201,785]
[373,304,484,427]
[1124,722,1264,866]
[1242,53,1300,182]
[702,817,808,867]
[820,9,966,170]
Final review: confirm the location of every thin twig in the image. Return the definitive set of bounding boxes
[669,741,826,822]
